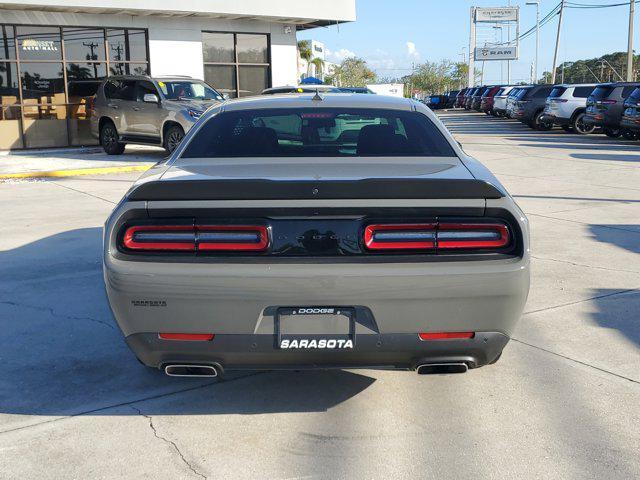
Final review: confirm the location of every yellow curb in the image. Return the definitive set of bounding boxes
[0,164,152,180]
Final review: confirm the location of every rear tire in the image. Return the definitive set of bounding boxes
[622,129,638,141]
[604,127,621,138]
[533,111,553,131]
[100,122,125,155]
[164,125,185,153]
[572,112,596,135]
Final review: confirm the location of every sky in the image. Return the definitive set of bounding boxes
[298,0,638,85]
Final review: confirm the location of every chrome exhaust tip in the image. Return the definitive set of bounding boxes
[416,363,468,375]
[164,364,218,377]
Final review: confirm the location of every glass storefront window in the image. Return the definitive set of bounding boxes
[107,29,147,62]
[66,63,106,103]
[0,106,22,149]
[0,62,19,104]
[16,26,62,61]
[204,65,237,98]
[238,65,269,97]
[237,34,268,64]
[202,32,234,63]
[63,28,105,61]
[20,62,65,102]
[202,32,270,98]
[109,62,149,76]
[0,25,16,60]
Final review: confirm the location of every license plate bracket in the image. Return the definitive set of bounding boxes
[275,307,356,350]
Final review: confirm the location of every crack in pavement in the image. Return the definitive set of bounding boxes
[531,254,640,275]
[0,300,115,330]
[527,212,640,233]
[130,405,207,479]
[50,180,117,205]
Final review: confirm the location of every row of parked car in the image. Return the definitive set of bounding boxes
[445,82,640,139]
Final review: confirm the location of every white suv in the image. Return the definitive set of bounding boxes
[492,86,516,117]
[541,84,597,134]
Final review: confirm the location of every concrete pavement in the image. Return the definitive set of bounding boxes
[0,112,638,479]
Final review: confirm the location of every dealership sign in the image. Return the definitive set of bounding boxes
[475,7,518,22]
[474,46,518,61]
[21,39,58,52]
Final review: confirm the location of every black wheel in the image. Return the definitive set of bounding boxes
[534,111,553,131]
[164,125,185,153]
[572,112,596,135]
[621,129,638,141]
[100,122,125,155]
[604,127,621,138]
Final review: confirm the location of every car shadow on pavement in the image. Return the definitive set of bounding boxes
[0,228,375,421]
[571,153,640,163]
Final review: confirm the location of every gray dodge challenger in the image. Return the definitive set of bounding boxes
[103,93,530,377]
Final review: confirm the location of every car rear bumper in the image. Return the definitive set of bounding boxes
[620,117,640,131]
[126,331,510,371]
[541,113,570,126]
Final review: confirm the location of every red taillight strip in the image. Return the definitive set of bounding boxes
[197,225,269,251]
[437,223,509,249]
[159,333,215,341]
[419,332,474,340]
[123,225,196,251]
[364,224,436,250]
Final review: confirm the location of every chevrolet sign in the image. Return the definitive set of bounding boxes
[474,46,518,61]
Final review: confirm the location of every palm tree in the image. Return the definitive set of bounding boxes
[309,57,325,80]
[297,40,312,79]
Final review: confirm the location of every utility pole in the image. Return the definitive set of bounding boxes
[526,1,540,84]
[507,0,512,84]
[627,0,635,81]
[551,0,565,84]
[468,7,476,87]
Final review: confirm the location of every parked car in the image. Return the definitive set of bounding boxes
[471,86,489,111]
[464,88,478,110]
[492,86,516,117]
[619,86,640,139]
[446,90,460,108]
[427,94,448,110]
[506,86,530,119]
[584,82,640,138]
[480,86,504,115]
[103,93,530,377]
[91,75,224,154]
[513,84,554,130]
[540,84,597,134]
[455,88,468,108]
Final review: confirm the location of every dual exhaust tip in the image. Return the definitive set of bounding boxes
[416,363,468,375]
[164,364,219,377]
[164,363,468,376]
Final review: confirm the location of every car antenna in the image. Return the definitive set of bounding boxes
[312,88,323,101]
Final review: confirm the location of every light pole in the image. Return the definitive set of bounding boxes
[526,1,540,84]
[493,25,504,83]
[627,0,635,81]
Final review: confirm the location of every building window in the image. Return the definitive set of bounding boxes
[0,24,149,149]
[202,31,270,98]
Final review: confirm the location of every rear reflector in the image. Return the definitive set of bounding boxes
[364,224,436,250]
[159,333,215,341]
[364,222,509,251]
[122,224,269,252]
[419,332,474,340]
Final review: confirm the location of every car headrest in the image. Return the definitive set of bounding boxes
[356,124,410,155]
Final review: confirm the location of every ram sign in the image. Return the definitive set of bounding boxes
[474,46,518,61]
[475,7,519,22]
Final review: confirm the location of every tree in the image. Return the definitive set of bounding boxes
[326,57,375,87]
[309,57,325,79]
[297,40,312,62]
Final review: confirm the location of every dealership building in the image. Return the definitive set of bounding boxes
[0,0,355,149]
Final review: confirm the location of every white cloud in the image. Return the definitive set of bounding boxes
[406,41,420,60]
[325,47,356,63]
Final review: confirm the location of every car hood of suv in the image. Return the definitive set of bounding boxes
[164,98,220,111]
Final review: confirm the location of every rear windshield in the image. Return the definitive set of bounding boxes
[573,86,595,98]
[508,88,521,97]
[515,88,531,100]
[549,87,567,98]
[495,88,505,96]
[181,108,457,158]
[590,86,614,99]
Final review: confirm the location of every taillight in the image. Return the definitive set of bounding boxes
[437,223,509,249]
[123,225,196,251]
[364,224,436,250]
[197,225,269,251]
[419,332,474,340]
[364,222,510,252]
[122,224,269,252]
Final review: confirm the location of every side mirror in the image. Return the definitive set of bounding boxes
[222,93,230,100]
[143,93,159,104]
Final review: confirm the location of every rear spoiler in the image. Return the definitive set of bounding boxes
[127,178,505,201]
